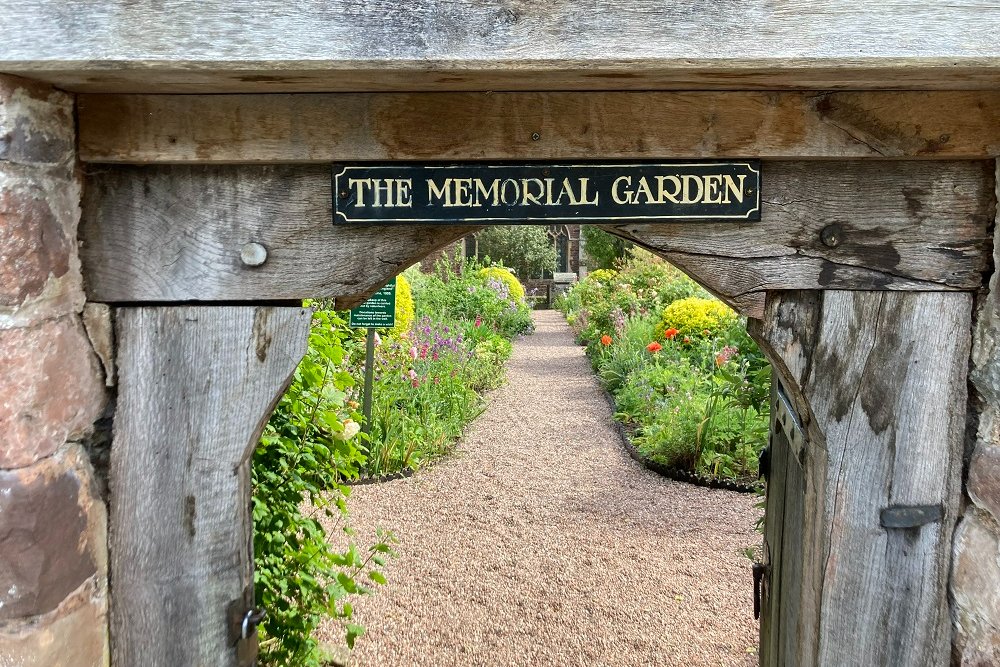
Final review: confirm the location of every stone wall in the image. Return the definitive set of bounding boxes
[0,75,109,665]
[952,162,1000,665]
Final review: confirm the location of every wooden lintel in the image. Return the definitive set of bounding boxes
[751,290,970,666]
[110,305,311,666]
[78,91,1000,164]
[3,2,1000,93]
[80,165,479,308]
[612,160,993,317]
[79,162,994,309]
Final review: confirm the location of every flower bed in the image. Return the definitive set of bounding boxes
[252,260,532,665]
[560,250,770,485]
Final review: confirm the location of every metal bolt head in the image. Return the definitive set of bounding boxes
[820,224,843,248]
[531,132,540,141]
[240,242,268,267]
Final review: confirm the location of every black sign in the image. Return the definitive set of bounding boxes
[332,161,760,224]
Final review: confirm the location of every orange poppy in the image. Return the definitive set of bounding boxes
[647,341,663,353]
[600,335,613,346]
[663,328,680,340]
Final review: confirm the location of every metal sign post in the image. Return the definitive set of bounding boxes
[349,278,397,437]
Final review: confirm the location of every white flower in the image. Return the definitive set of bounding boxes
[335,419,361,441]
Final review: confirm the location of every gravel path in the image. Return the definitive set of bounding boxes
[319,310,761,666]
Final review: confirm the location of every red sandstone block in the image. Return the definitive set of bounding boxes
[0,316,106,468]
[951,514,1000,666]
[0,184,73,307]
[0,593,108,666]
[0,445,106,621]
[969,442,1000,524]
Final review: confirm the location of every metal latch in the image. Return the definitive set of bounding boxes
[228,589,266,666]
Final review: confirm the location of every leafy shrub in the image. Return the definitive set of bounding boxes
[392,273,415,336]
[475,226,556,278]
[479,265,526,302]
[582,225,632,269]
[253,307,396,666]
[560,250,769,483]
[657,296,737,339]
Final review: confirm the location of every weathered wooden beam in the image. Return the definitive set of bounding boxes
[80,165,479,309]
[110,305,310,667]
[751,291,970,666]
[611,160,993,317]
[77,91,1000,164]
[79,162,994,311]
[2,2,999,93]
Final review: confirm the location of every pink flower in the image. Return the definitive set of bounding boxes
[408,368,417,381]
[474,316,482,328]
[409,346,418,359]
[432,351,439,361]
[373,332,382,346]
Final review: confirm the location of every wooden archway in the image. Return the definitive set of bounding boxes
[3,5,999,664]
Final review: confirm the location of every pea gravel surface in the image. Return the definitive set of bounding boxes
[319,310,761,667]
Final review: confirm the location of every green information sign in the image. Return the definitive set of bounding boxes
[349,278,397,328]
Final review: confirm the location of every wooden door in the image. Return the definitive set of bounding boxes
[759,380,806,667]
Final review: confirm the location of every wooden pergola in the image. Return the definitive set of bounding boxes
[2,3,999,665]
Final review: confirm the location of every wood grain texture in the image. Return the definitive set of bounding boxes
[110,306,310,667]
[606,161,994,317]
[751,291,971,666]
[79,162,994,310]
[77,91,1000,164]
[80,165,479,308]
[2,2,999,92]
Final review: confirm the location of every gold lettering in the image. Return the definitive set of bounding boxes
[451,178,473,207]
[723,175,745,204]
[634,176,654,205]
[500,179,519,205]
[544,178,561,205]
[656,175,681,204]
[475,179,499,206]
[681,174,704,204]
[703,175,722,204]
[427,179,450,206]
[612,176,633,205]
[372,179,393,207]
[578,178,599,205]
[348,178,371,206]
[397,179,413,207]
[521,178,544,206]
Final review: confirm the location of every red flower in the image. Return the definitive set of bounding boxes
[474,316,483,328]
[600,334,613,346]
[646,341,663,353]
[663,328,679,340]
[683,336,691,344]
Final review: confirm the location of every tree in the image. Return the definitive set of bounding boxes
[475,226,556,278]
[582,226,631,270]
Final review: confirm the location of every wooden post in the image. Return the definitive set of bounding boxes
[110,306,310,666]
[750,291,971,667]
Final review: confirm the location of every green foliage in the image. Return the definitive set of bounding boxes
[252,308,397,666]
[657,296,737,339]
[479,265,526,302]
[391,273,415,336]
[409,259,534,339]
[561,250,707,348]
[582,225,632,269]
[560,251,769,483]
[475,226,556,278]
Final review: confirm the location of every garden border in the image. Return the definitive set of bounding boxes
[603,390,760,495]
